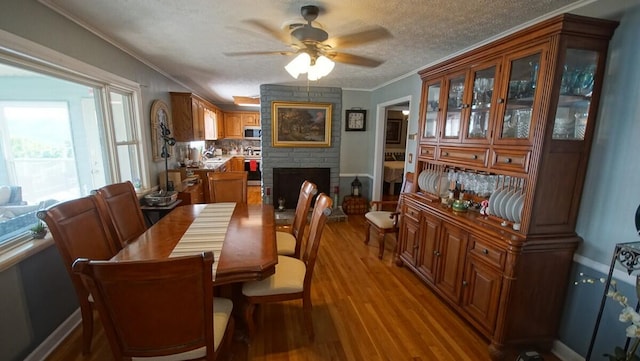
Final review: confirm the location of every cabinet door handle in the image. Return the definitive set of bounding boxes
[462,280,468,287]
[482,248,489,255]
[443,152,449,156]
[472,154,478,160]
[505,158,512,164]
[497,98,504,104]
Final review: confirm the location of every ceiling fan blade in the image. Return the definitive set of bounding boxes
[328,27,392,49]
[224,50,295,57]
[243,19,291,45]
[330,52,384,68]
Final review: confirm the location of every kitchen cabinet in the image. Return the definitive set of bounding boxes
[170,92,221,141]
[230,156,244,171]
[399,14,618,360]
[242,112,259,126]
[223,112,243,139]
[178,181,204,205]
[223,111,260,139]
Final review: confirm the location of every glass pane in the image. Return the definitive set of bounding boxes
[116,144,140,184]
[553,49,598,140]
[111,91,134,142]
[423,82,440,139]
[468,66,495,138]
[0,62,108,245]
[445,75,465,138]
[501,53,540,139]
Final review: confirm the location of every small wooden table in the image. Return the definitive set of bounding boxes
[113,203,278,285]
[140,199,182,226]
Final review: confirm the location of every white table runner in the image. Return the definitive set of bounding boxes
[170,202,236,279]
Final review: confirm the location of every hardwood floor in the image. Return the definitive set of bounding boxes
[45,214,561,361]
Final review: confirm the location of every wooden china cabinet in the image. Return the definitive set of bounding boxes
[396,14,617,360]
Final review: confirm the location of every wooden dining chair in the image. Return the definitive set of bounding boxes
[207,171,248,203]
[37,195,121,355]
[242,193,333,341]
[92,181,147,247]
[72,251,234,361]
[276,180,317,257]
[364,172,414,259]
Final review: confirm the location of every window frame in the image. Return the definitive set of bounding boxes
[0,28,150,258]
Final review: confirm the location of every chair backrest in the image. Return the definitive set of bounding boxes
[92,181,147,247]
[291,181,318,249]
[72,252,216,360]
[301,193,333,286]
[207,171,248,203]
[396,172,415,212]
[37,195,121,304]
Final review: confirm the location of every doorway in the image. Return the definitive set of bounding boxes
[372,96,412,202]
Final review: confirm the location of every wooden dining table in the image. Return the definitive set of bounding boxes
[111,203,278,285]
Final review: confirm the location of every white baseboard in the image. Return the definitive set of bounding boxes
[24,308,81,361]
[552,340,584,361]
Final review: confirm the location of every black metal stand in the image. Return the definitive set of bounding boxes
[586,241,640,360]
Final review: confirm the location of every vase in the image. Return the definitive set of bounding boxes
[32,230,47,239]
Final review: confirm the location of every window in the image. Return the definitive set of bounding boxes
[0,59,145,248]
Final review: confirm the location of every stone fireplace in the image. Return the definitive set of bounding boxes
[259,84,342,208]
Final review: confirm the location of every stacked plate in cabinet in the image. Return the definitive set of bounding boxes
[418,170,448,197]
[487,187,524,223]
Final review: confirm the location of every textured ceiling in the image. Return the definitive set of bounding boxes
[39,0,634,105]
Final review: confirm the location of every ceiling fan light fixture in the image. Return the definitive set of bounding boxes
[311,55,335,79]
[285,52,334,81]
[285,52,311,79]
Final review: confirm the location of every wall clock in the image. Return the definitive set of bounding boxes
[345,109,366,131]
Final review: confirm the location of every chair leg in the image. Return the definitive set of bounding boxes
[243,302,257,341]
[377,232,385,259]
[364,223,371,245]
[303,291,314,341]
[79,302,93,355]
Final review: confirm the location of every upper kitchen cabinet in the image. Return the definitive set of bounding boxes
[223,112,243,139]
[223,111,260,139]
[170,92,221,141]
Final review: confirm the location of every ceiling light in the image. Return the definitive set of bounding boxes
[402,110,410,116]
[285,53,334,81]
[233,96,260,107]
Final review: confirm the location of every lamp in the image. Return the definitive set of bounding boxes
[351,176,362,197]
[285,52,334,81]
[160,122,176,193]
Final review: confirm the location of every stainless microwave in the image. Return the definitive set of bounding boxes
[243,126,261,139]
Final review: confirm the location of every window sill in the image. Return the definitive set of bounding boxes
[0,234,54,272]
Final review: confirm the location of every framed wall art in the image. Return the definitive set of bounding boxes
[345,109,366,131]
[272,101,332,147]
[386,119,402,144]
[150,100,172,161]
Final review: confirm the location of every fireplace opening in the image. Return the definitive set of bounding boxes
[273,168,330,210]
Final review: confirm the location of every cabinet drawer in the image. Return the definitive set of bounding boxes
[468,236,505,269]
[419,145,436,160]
[438,147,488,167]
[403,203,421,222]
[490,148,530,173]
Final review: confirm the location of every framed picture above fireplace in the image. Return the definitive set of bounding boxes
[272,101,332,147]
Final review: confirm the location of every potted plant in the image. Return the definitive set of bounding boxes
[31,221,47,239]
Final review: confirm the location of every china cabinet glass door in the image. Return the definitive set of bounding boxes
[552,48,598,140]
[495,47,545,144]
[421,79,441,142]
[442,73,467,141]
[464,64,497,143]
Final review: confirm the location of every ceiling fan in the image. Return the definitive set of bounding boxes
[224,5,391,79]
